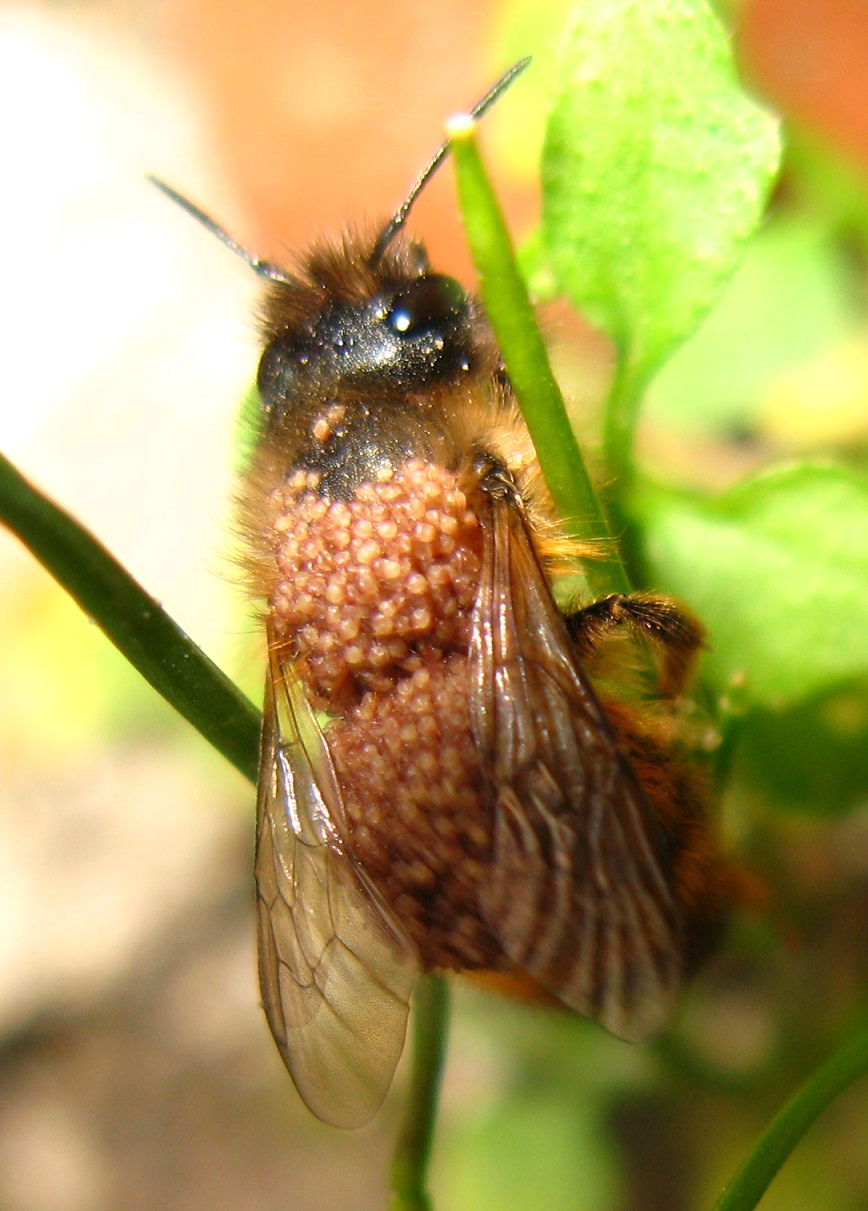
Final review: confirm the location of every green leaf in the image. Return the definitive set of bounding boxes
[637,463,868,709]
[645,216,859,436]
[542,0,782,385]
[737,687,868,817]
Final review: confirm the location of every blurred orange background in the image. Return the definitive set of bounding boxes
[1,2,867,1210]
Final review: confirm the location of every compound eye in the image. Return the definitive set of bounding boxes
[387,274,467,336]
[257,337,295,414]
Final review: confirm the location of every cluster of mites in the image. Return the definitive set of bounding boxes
[266,458,498,967]
[267,458,484,706]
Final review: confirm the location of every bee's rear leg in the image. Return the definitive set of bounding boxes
[565,593,705,696]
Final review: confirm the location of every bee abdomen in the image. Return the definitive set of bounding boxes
[329,656,501,972]
[264,454,503,970]
[266,458,483,709]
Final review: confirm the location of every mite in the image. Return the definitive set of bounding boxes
[153,63,733,1129]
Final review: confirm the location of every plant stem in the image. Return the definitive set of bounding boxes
[389,976,451,1211]
[0,450,260,783]
[447,115,631,599]
[713,1019,868,1211]
[602,353,655,585]
[603,353,644,503]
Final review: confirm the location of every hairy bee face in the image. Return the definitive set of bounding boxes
[258,270,475,407]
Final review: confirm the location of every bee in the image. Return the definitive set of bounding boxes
[153,62,733,1129]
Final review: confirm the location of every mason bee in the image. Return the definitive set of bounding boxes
[153,62,733,1129]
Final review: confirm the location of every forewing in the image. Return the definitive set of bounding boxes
[255,634,418,1127]
[470,494,684,1041]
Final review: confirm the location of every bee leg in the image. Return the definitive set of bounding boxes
[565,593,705,696]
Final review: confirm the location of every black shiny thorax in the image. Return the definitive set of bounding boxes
[284,397,449,500]
[254,232,500,499]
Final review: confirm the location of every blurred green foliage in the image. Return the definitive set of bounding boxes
[441,0,868,1207]
[2,1,867,1208]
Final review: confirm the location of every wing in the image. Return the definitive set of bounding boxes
[470,491,684,1041]
[255,630,419,1128]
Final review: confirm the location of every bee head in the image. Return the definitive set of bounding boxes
[148,58,529,443]
[255,236,479,414]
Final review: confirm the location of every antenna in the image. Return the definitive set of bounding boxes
[150,58,530,282]
[147,176,293,283]
[369,57,531,267]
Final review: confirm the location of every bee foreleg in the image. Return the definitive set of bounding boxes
[565,593,705,696]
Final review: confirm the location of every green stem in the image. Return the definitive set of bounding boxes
[389,976,451,1211]
[603,352,647,502]
[447,115,631,599]
[602,353,653,585]
[713,1020,868,1211]
[0,450,260,784]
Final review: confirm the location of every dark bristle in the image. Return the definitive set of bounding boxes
[150,59,530,298]
[256,228,424,342]
[370,57,531,266]
[147,175,293,282]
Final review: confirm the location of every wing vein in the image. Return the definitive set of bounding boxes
[470,490,685,1041]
